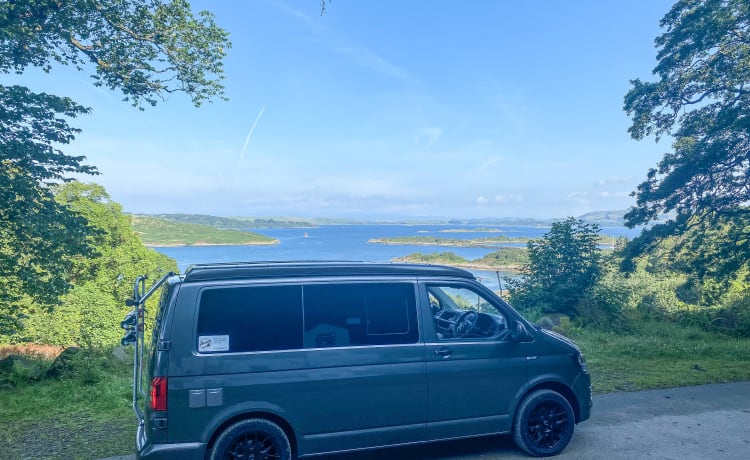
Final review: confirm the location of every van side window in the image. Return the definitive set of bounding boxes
[427,285,508,341]
[303,283,418,348]
[197,285,302,353]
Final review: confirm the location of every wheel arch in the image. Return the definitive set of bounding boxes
[518,380,581,423]
[205,411,298,457]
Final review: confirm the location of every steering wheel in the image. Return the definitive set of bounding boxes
[453,310,478,338]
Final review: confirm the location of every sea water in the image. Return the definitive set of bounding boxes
[153,224,639,292]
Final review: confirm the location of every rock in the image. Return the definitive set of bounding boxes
[111,346,129,362]
[45,346,83,379]
[0,355,44,380]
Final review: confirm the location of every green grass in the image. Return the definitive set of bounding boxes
[0,356,136,459]
[2,321,749,458]
[566,321,750,394]
[131,215,278,246]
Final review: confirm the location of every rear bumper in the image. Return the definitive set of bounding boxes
[137,420,206,460]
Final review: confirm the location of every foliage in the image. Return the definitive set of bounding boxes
[1,182,177,348]
[588,243,750,337]
[0,0,230,108]
[508,218,602,317]
[0,164,93,334]
[0,0,229,332]
[620,211,750,306]
[623,0,750,261]
[576,270,630,332]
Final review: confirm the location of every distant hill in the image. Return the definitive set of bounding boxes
[131,216,278,246]
[134,211,629,229]
[576,210,628,227]
[146,213,316,228]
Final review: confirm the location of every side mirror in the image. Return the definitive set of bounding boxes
[510,321,532,343]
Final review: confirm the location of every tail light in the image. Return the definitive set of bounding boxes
[150,377,168,411]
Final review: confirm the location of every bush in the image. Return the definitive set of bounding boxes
[508,217,602,317]
[46,347,112,385]
[575,276,630,333]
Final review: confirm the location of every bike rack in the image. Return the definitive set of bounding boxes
[121,272,174,420]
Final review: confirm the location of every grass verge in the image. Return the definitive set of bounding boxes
[567,320,750,394]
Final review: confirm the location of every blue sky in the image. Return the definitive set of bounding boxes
[15,0,675,219]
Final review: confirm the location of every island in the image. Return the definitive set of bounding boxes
[394,248,528,272]
[131,216,279,246]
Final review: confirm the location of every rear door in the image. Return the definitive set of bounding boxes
[421,281,529,440]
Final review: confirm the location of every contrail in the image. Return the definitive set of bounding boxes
[240,105,266,160]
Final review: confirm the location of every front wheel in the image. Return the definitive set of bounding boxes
[210,418,292,460]
[512,389,575,457]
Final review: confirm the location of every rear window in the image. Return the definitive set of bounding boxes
[195,282,418,353]
[197,285,303,353]
[303,283,418,347]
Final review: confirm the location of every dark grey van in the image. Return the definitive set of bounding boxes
[121,262,591,459]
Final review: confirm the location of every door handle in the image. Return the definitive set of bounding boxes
[434,347,452,357]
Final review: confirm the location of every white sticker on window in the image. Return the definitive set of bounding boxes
[198,335,229,352]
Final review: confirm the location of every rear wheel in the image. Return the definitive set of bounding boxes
[512,389,575,457]
[210,418,292,460]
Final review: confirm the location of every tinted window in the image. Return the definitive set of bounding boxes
[427,284,508,341]
[197,285,302,353]
[303,283,418,347]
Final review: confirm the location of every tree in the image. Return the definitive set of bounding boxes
[623,0,750,266]
[508,217,602,317]
[0,0,230,333]
[1,0,229,108]
[2,182,178,347]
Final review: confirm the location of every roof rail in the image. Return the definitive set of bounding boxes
[182,261,474,282]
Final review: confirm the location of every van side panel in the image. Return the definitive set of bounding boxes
[167,346,427,456]
[295,345,426,455]
[164,282,428,457]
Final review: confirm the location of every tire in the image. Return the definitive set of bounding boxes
[210,418,292,460]
[512,389,575,457]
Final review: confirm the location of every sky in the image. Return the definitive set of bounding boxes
[13,0,677,220]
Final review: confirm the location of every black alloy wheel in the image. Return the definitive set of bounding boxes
[211,418,292,460]
[513,389,575,457]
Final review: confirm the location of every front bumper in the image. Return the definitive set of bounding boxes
[572,371,593,423]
